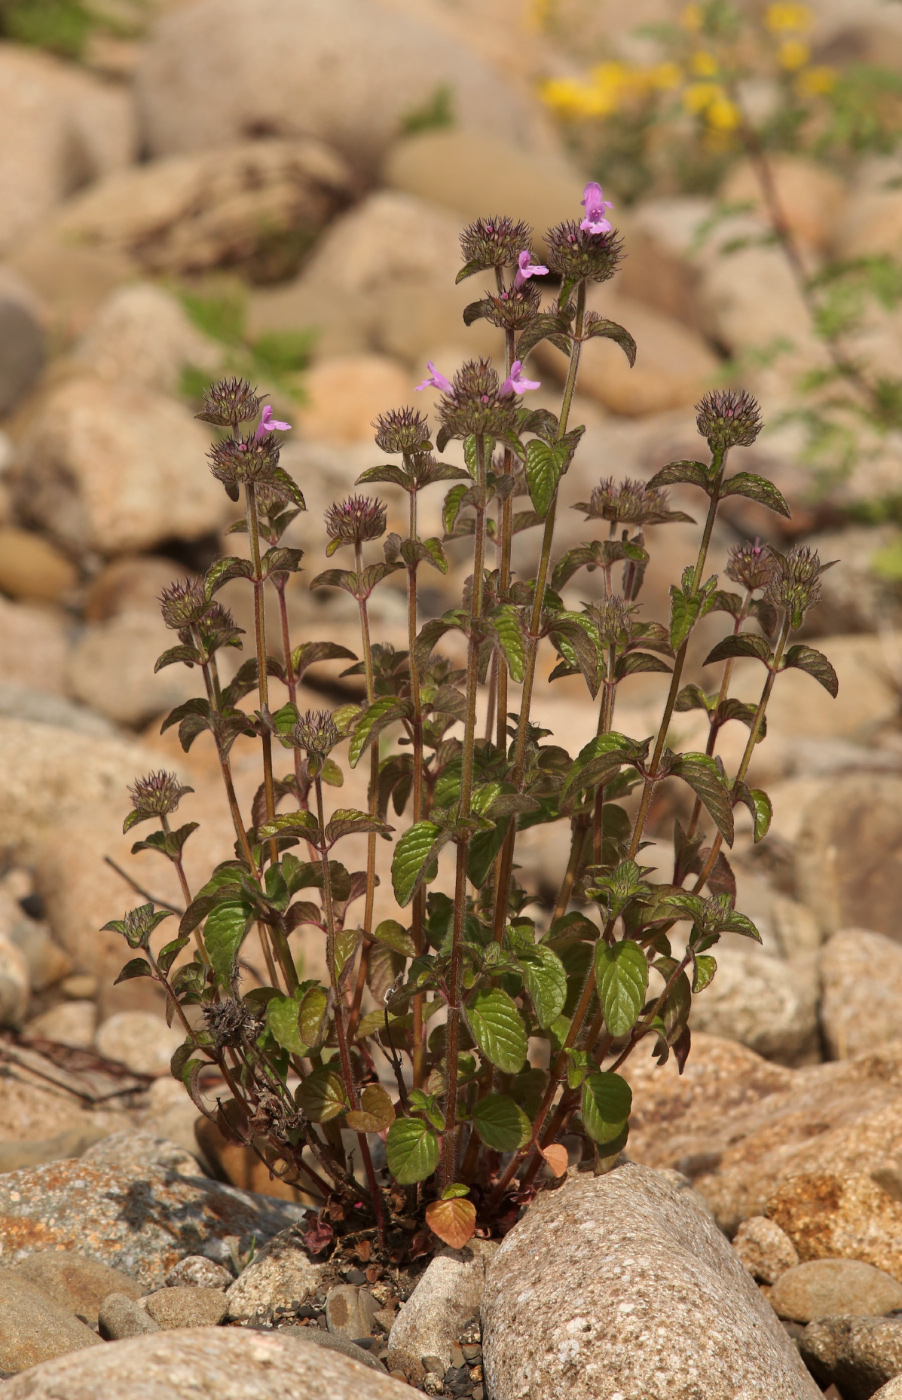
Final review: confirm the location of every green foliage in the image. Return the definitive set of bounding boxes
[400,83,455,136]
[177,287,315,409]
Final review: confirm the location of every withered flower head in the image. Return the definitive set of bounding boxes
[372,406,431,455]
[207,431,282,501]
[202,997,263,1049]
[695,389,763,451]
[460,216,534,270]
[544,220,624,283]
[196,377,261,426]
[127,770,193,823]
[577,477,690,527]
[292,709,341,756]
[477,278,542,332]
[726,537,776,592]
[192,602,244,654]
[765,545,827,629]
[589,596,635,647]
[437,358,520,440]
[325,495,387,552]
[159,579,208,630]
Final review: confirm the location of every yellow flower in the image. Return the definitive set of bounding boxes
[765,3,812,32]
[649,61,682,90]
[683,81,722,115]
[706,95,741,130]
[682,3,703,30]
[778,38,810,70]
[691,49,719,77]
[796,64,837,96]
[539,76,616,120]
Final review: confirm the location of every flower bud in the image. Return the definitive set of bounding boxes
[589,596,635,647]
[207,431,282,500]
[127,770,193,825]
[372,406,432,455]
[544,220,624,283]
[196,377,261,426]
[725,538,775,592]
[437,358,520,440]
[325,495,387,552]
[475,279,542,332]
[292,709,341,755]
[765,545,826,628]
[576,477,691,526]
[460,216,534,270]
[159,579,208,630]
[202,997,263,1048]
[695,389,763,451]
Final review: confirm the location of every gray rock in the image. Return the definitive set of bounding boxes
[0,1272,103,1374]
[387,1241,497,1384]
[795,775,902,941]
[26,1000,96,1048]
[771,1259,902,1323]
[165,1255,233,1290]
[0,685,112,740]
[0,1131,305,1289]
[225,1227,324,1322]
[94,1010,184,1076]
[732,1216,799,1285]
[325,1284,379,1340]
[482,1163,821,1400]
[98,1292,161,1341]
[143,1285,228,1329]
[4,912,73,991]
[0,1326,410,1398]
[820,928,902,1060]
[800,1316,902,1400]
[687,945,821,1067]
[8,1249,142,1328]
[258,1325,388,1373]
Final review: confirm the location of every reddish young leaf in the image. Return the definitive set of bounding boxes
[540,1144,569,1178]
[425,1196,477,1250]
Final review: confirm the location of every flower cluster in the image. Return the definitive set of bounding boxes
[325,495,387,551]
[372,406,431,455]
[577,477,692,527]
[726,538,776,592]
[127,770,193,824]
[696,389,763,451]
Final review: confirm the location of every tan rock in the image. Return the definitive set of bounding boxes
[5,227,135,344]
[688,945,820,1066]
[67,609,199,727]
[697,242,826,376]
[0,932,29,1027]
[12,374,227,556]
[84,555,200,623]
[95,1011,184,1077]
[770,1258,902,1323]
[833,187,902,260]
[194,1117,310,1206]
[0,528,77,604]
[820,928,902,1060]
[75,283,221,394]
[720,157,846,253]
[732,1215,799,1284]
[26,1000,97,1049]
[296,355,412,443]
[794,774,902,940]
[0,266,46,416]
[0,598,70,694]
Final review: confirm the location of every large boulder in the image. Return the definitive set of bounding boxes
[794,774,902,940]
[820,928,902,1059]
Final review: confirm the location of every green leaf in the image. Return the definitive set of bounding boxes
[203,898,255,986]
[324,809,392,845]
[516,946,567,1029]
[114,957,153,984]
[346,1083,396,1134]
[669,588,701,651]
[692,954,717,993]
[372,919,416,957]
[647,460,711,491]
[704,634,771,666]
[349,697,411,767]
[524,439,560,518]
[157,934,189,975]
[595,940,649,1038]
[385,1117,440,1184]
[154,644,201,673]
[298,985,329,1047]
[781,644,839,697]
[267,994,309,1056]
[720,472,790,518]
[489,604,526,682]
[296,1066,347,1122]
[561,732,647,804]
[471,1093,531,1151]
[669,753,734,846]
[581,1070,632,1145]
[734,783,773,843]
[465,988,527,1073]
[583,315,637,366]
[392,820,448,906]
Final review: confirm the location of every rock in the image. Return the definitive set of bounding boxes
[732,1216,799,1284]
[0,1272,103,1374]
[98,1291,161,1340]
[0,270,45,417]
[795,775,902,940]
[264,1325,388,1373]
[801,525,900,635]
[688,945,820,1067]
[9,1249,142,1328]
[0,1074,127,1153]
[54,140,352,279]
[5,914,73,992]
[732,635,897,744]
[84,555,199,624]
[874,1377,902,1400]
[5,225,134,344]
[82,1131,205,1179]
[0,933,29,1026]
[0,1132,306,1288]
[12,374,226,557]
[136,0,550,172]
[94,1011,184,1076]
[482,1163,820,1400]
[194,1116,312,1204]
[326,1284,379,1340]
[0,1127,115,1177]
[535,284,719,417]
[833,187,902,261]
[800,1316,902,1400]
[0,1326,412,1399]
[225,1227,324,1322]
[26,1000,97,1048]
[697,241,824,379]
[0,528,76,606]
[142,1080,211,1171]
[0,685,114,738]
[720,157,847,253]
[387,1242,496,1384]
[143,1284,228,1328]
[75,283,221,394]
[820,929,902,1060]
[164,1256,233,1290]
[771,1259,902,1323]
[68,610,198,727]
[0,598,71,695]
[297,355,412,443]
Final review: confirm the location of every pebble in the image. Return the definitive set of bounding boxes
[143,1284,229,1329]
[0,528,76,605]
[387,1242,496,1385]
[98,1292,162,1341]
[26,999,97,1048]
[325,1283,379,1340]
[94,1010,185,1076]
[225,1227,326,1322]
[732,1216,799,1285]
[165,1255,234,1290]
[770,1259,902,1324]
[8,1248,142,1328]
[820,928,902,1060]
[800,1316,902,1400]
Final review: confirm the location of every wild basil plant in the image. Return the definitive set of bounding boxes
[106,183,837,1257]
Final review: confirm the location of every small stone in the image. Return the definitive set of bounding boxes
[26,1000,97,1049]
[7,919,72,993]
[94,1010,184,1076]
[59,974,99,1000]
[296,354,411,444]
[0,933,29,1027]
[0,598,70,696]
[68,611,199,728]
[449,1344,465,1368]
[423,1374,443,1396]
[165,1256,233,1290]
[0,1273,103,1373]
[10,1249,142,1328]
[820,928,902,1060]
[98,1292,161,1341]
[387,1242,496,1384]
[0,528,76,606]
[325,1284,379,1340]
[143,1285,228,1329]
[225,1227,326,1322]
[771,1259,902,1324]
[461,1342,482,1362]
[733,1216,799,1285]
[344,1268,367,1286]
[800,1316,902,1400]
[251,1323,389,1373]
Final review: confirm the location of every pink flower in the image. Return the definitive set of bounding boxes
[415,361,455,395]
[500,360,541,395]
[580,181,614,235]
[254,404,292,440]
[514,248,549,289]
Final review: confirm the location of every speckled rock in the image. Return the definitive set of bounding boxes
[0,1076,128,1155]
[482,1164,820,1400]
[679,944,820,1066]
[75,283,221,394]
[0,1326,411,1398]
[800,1316,902,1400]
[225,1227,324,1322]
[387,1242,496,1384]
[732,1216,799,1284]
[164,1255,232,1290]
[98,1292,160,1340]
[795,776,902,941]
[820,929,902,1060]
[94,1010,184,1076]
[26,1000,97,1048]
[0,1131,305,1289]
[142,1284,228,1329]
[259,1325,389,1373]
[771,1259,902,1323]
[874,1378,902,1400]
[8,1249,142,1328]
[325,1283,379,1340]
[0,1272,103,1374]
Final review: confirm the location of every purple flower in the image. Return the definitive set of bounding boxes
[254,404,292,440]
[415,361,456,395]
[580,181,614,235]
[500,360,541,396]
[514,249,549,289]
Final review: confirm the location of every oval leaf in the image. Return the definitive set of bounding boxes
[539,1143,569,1178]
[346,1083,396,1134]
[297,1066,347,1123]
[517,946,567,1029]
[465,989,528,1074]
[267,994,308,1056]
[595,939,649,1039]
[425,1196,476,1250]
[298,985,329,1048]
[581,1070,632,1145]
[392,820,446,907]
[385,1116,440,1184]
[471,1093,531,1152]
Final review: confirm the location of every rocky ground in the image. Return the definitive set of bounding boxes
[1,0,902,1396]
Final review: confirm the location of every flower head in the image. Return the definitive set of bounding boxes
[500,360,541,396]
[514,248,549,289]
[580,181,614,235]
[372,406,431,454]
[588,596,635,648]
[255,404,292,440]
[159,579,208,630]
[436,358,521,440]
[126,770,193,831]
[207,430,282,500]
[192,602,244,655]
[576,477,693,527]
[325,495,387,552]
[196,377,260,426]
[460,216,535,271]
[415,361,456,395]
[765,545,828,629]
[471,279,542,333]
[292,708,341,756]
[545,219,623,284]
[726,538,776,592]
[696,389,763,451]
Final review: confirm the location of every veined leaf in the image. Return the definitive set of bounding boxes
[349,697,411,767]
[297,1066,347,1122]
[581,1070,632,1145]
[516,945,567,1029]
[391,821,449,906]
[471,1093,531,1151]
[734,782,773,843]
[561,732,647,804]
[595,939,649,1038]
[298,984,329,1047]
[346,1083,395,1134]
[267,993,309,1056]
[524,439,560,517]
[465,989,527,1073]
[490,605,526,682]
[204,898,255,987]
[781,644,839,697]
[669,753,734,846]
[720,472,790,518]
[425,1196,476,1250]
[385,1117,440,1184]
